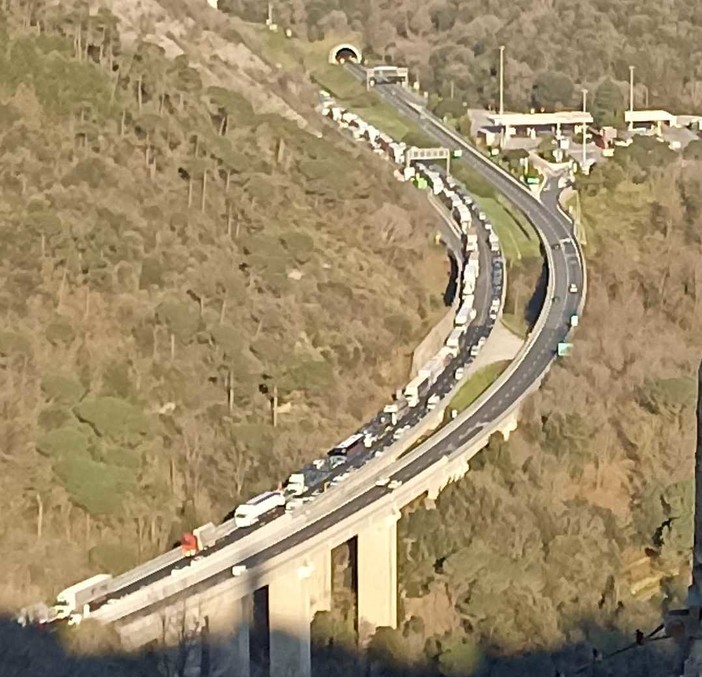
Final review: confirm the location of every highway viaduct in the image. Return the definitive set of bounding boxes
[89,68,585,677]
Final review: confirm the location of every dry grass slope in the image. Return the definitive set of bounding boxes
[0,1,448,610]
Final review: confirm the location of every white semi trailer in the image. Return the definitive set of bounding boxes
[234,491,286,528]
[53,573,113,625]
[404,374,429,407]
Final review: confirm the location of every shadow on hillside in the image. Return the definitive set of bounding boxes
[444,252,460,307]
[2,613,682,677]
[524,245,549,330]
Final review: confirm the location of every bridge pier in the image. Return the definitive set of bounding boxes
[207,595,251,677]
[269,565,312,677]
[308,549,332,618]
[499,410,519,441]
[357,513,398,643]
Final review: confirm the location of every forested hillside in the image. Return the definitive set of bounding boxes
[227,0,702,115]
[0,0,448,610]
[337,137,701,676]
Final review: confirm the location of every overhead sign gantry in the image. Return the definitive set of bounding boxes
[405,147,452,175]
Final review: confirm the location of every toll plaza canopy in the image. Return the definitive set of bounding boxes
[624,110,677,126]
[487,111,594,128]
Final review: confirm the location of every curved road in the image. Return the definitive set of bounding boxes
[95,74,584,626]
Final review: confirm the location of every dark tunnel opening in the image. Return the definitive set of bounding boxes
[334,47,359,64]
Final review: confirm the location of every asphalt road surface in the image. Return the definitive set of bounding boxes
[103,71,583,626]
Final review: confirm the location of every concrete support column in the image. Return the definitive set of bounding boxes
[357,514,398,643]
[207,595,251,677]
[269,565,312,677]
[308,549,332,619]
[499,410,519,441]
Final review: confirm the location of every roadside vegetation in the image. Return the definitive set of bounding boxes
[448,361,510,413]
[342,133,701,677]
[229,16,545,341]
[0,1,450,611]
[229,0,702,118]
[7,1,700,676]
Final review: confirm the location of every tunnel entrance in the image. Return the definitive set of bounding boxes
[328,43,362,64]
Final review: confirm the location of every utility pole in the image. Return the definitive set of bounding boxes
[581,88,588,174]
[450,80,455,100]
[499,45,505,115]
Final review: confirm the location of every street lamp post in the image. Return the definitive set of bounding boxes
[499,45,505,115]
[581,88,588,173]
[629,65,635,112]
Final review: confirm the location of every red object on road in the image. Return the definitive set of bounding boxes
[181,532,198,556]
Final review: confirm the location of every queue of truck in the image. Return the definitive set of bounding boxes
[17,93,508,631]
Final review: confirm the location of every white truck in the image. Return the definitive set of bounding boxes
[430,177,444,195]
[53,573,113,625]
[488,232,500,252]
[467,253,480,279]
[453,205,471,224]
[404,374,429,407]
[389,142,405,164]
[402,165,415,181]
[446,326,466,357]
[234,491,286,528]
[384,396,409,425]
[365,126,380,143]
[419,349,452,386]
[462,275,476,297]
[286,472,310,496]
[455,304,474,327]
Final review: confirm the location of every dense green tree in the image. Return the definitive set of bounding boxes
[592,78,626,128]
[531,71,575,110]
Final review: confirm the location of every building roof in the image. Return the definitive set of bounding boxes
[488,111,593,127]
[478,125,503,135]
[624,109,677,124]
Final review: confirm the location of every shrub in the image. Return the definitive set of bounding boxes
[638,377,696,417]
[0,330,31,357]
[54,455,135,515]
[384,312,413,340]
[211,324,244,358]
[101,361,132,398]
[75,396,150,445]
[46,318,75,346]
[88,542,138,574]
[280,231,315,264]
[283,359,335,397]
[38,405,71,431]
[62,158,110,189]
[139,257,164,289]
[37,425,90,459]
[155,300,200,343]
[41,373,86,405]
